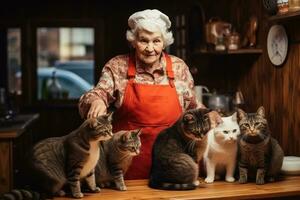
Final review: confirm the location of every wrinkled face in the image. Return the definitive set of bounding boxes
[182,109,211,141]
[133,29,164,67]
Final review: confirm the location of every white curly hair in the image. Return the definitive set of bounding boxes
[126,9,174,48]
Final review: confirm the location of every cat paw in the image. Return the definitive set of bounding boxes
[256,178,265,185]
[205,177,214,183]
[238,177,247,184]
[193,180,200,186]
[92,187,101,193]
[57,190,66,197]
[72,192,84,199]
[225,176,235,182]
[117,185,127,191]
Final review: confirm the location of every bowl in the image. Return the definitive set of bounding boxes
[281,156,300,175]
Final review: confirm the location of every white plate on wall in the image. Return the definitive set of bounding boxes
[281,156,300,175]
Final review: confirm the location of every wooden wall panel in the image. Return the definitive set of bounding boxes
[191,0,300,156]
[235,5,300,156]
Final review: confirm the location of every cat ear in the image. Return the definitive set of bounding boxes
[183,113,194,123]
[257,106,265,117]
[134,129,142,136]
[237,108,247,120]
[231,112,237,122]
[121,131,131,143]
[105,111,113,122]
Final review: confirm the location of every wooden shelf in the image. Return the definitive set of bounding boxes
[194,48,263,55]
[269,10,300,22]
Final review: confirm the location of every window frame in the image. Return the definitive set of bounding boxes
[26,19,104,107]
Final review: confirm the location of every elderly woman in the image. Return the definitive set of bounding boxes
[78,9,221,179]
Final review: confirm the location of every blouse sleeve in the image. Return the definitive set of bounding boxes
[181,61,206,110]
[78,61,117,118]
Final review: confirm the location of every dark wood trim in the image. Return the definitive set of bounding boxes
[269,10,300,22]
[0,28,7,89]
[194,48,263,55]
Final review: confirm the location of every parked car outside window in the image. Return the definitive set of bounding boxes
[37,68,93,99]
[15,68,93,100]
[54,60,94,85]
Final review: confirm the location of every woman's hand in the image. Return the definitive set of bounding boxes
[207,111,223,129]
[87,99,107,119]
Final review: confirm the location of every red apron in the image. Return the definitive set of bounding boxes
[112,53,182,179]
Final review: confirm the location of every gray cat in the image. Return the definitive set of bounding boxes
[29,113,113,198]
[149,108,211,190]
[95,129,142,191]
[237,106,284,185]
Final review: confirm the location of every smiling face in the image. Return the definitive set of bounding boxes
[133,29,164,67]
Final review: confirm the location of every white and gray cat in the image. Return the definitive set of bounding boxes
[29,113,113,198]
[95,129,142,191]
[204,112,240,183]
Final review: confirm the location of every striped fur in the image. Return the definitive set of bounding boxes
[149,108,211,190]
[95,129,141,191]
[0,189,40,200]
[29,113,113,198]
[237,106,284,185]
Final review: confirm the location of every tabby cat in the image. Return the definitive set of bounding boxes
[237,106,284,185]
[149,108,211,190]
[29,113,113,198]
[0,189,39,200]
[95,129,142,191]
[204,112,240,183]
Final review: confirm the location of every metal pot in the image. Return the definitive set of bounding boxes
[203,93,233,115]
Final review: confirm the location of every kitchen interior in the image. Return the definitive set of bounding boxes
[0,0,300,199]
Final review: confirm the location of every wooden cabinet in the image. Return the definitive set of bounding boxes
[0,114,39,194]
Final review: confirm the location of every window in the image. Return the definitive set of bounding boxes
[7,28,21,95]
[36,27,94,100]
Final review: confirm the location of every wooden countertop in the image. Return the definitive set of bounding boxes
[0,113,39,138]
[54,176,300,200]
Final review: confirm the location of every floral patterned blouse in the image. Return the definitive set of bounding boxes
[78,53,203,118]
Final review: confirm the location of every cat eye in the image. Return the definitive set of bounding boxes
[223,131,229,134]
[254,122,260,126]
[243,124,250,128]
[233,129,237,133]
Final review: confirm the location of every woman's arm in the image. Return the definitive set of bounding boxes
[78,66,116,119]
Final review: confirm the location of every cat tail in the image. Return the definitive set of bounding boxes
[0,189,43,200]
[148,179,198,190]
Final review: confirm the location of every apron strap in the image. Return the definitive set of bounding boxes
[165,53,175,88]
[127,53,175,87]
[127,54,136,83]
